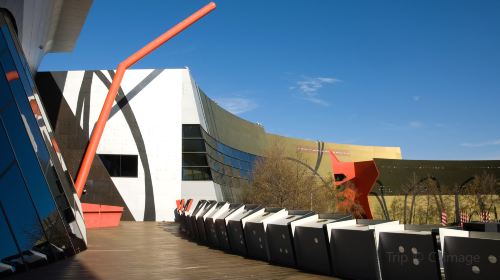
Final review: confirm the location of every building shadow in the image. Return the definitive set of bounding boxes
[6,255,101,280]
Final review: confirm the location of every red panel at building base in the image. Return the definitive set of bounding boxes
[82,203,124,229]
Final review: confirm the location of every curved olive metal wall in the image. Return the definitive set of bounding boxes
[197,89,402,182]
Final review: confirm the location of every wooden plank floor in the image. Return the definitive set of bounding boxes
[8,222,339,280]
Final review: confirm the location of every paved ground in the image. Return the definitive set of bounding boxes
[8,222,338,280]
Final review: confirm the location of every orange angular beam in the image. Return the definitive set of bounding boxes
[74,2,217,197]
[328,149,356,185]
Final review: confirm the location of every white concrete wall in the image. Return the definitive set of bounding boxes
[181,68,201,125]
[182,181,223,209]
[181,68,209,131]
[181,69,222,205]
[61,69,183,221]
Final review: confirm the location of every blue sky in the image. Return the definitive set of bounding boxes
[40,0,500,160]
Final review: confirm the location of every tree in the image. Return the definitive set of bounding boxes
[401,173,419,224]
[459,172,499,215]
[419,177,445,224]
[244,142,337,213]
[389,197,405,222]
[336,181,365,218]
[471,172,499,213]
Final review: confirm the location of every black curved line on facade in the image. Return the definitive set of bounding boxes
[284,157,328,185]
[417,176,445,212]
[374,180,390,220]
[453,176,476,224]
[313,141,324,173]
[417,176,441,188]
[109,69,164,119]
[75,71,92,137]
[458,177,476,192]
[95,70,157,221]
[404,176,442,195]
[405,176,444,224]
[369,191,389,220]
[407,179,425,224]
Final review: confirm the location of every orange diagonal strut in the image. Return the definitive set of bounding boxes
[74,2,217,197]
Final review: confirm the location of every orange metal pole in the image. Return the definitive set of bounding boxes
[74,2,216,197]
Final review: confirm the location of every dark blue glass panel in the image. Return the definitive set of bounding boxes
[0,101,55,216]
[222,155,229,165]
[0,201,21,269]
[0,24,77,259]
[248,155,257,164]
[182,124,259,185]
[1,24,83,222]
[235,150,245,161]
[227,146,234,157]
[222,144,229,155]
[241,152,250,162]
[240,160,246,170]
[0,122,48,259]
[0,30,52,172]
[0,63,59,220]
[240,170,249,179]
[232,158,240,169]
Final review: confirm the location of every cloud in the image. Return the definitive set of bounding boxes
[305,96,330,106]
[214,97,257,115]
[412,95,421,102]
[291,76,341,106]
[460,139,500,148]
[380,121,424,130]
[297,77,341,93]
[409,121,423,128]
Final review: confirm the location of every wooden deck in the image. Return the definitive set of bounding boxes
[8,222,339,279]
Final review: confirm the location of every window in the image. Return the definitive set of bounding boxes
[182,167,212,180]
[181,124,259,184]
[182,153,208,167]
[182,124,202,138]
[182,139,206,152]
[334,173,347,182]
[99,154,138,177]
[120,155,139,177]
